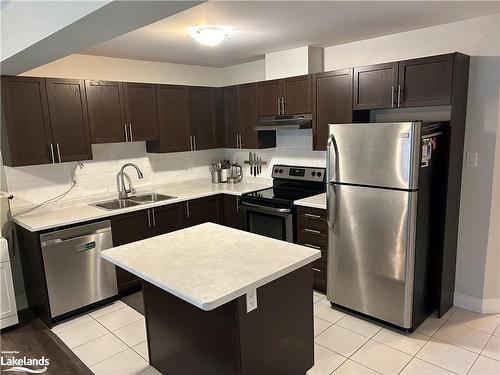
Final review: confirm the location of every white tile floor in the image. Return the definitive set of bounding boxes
[51,292,500,375]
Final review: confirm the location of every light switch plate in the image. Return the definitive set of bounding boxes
[246,289,257,313]
[466,152,478,167]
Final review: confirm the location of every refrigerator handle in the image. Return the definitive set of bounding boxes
[326,134,336,229]
[326,182,336,229]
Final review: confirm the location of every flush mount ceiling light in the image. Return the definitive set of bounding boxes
[188,25,231,47]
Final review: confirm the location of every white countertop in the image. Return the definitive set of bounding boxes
[12,178,271,232]
[101,222,320,311]
[294,193,326,210]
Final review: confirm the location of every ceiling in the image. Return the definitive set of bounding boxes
[81,1,500,67]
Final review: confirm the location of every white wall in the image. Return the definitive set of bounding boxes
[324,13,500,312]
[0,1,110,60]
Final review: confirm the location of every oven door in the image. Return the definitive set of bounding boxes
[241,202,293,242]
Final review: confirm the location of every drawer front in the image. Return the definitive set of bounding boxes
[297,230,327,247]
[297,206,328,234]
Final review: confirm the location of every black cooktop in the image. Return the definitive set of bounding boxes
[241,165,326,209]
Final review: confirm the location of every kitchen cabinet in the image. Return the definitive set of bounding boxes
[257,76,312,116]
[222,195,243,230]
[224,86,240,148]
[85,80,128,143]
[398,54,453,107]
[151,203,186,236]
[188,87,217,150]
[313,69,353,151]
[45,78,92,162]
[186,195,222,227]
[1,76,53,166]
[353,62,398,110]
[296,206,328,292]
[1,76,92,166]
[123,82,159,141]
[147,84,190,153]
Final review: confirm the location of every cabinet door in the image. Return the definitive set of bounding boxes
[314,69,353,151]
[1,76,53,166]
[123,82,159,141]
[45,78,92,162]
[189,87,217,150]
[0,262,17,322]
[353,62,398,109]
[111,210,151,293]
[151,203,186,236]
[224,86,240,148]
[148,85,190,153]
[257,79,283,116]
[284,75,312,114]
[222,195,243,230]
[399,54,453,108]
[85,80,127,143]
[187,196,221,227]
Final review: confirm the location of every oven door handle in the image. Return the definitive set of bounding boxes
[241,202,291,213]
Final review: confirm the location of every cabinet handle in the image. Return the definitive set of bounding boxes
[56,143,61,163]
[236,196,240,212]
[129,124,133,142]
[151,208,156,226]
[391,86,395,108]
[397,85,401,108]
[312,268,322,273]
[193,136,196,150]
[304,243,321,250]
[185,201,190,218]
[282,97,286,114]
[277,97,280,115]
[304,213,321,219]
[240,134,243,149]
[147,209,151,228]
[124,124,129,142]
[304,228,321,234]
[49,143,55,164]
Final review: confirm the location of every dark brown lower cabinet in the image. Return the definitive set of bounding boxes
[186,195,222,227]
[296,206,328,292]
[151,203,186,236]
[222,195,244,230]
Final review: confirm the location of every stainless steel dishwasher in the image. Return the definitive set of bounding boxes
[40,220,117,318]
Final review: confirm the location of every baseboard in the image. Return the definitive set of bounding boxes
[454,292,500,314]
[15,293,28,310]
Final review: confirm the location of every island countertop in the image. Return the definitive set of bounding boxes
[101,222,320,311]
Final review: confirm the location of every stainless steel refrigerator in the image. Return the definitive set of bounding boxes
[326,121,448,330]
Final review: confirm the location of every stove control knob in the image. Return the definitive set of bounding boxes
[317,172,322,177]
[274,168,278,173]
[279,169,283,174]
[311,171,316,176]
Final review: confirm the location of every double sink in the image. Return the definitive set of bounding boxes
[92,193,177,210]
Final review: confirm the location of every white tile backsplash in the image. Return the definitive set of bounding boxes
[5,131,326,209]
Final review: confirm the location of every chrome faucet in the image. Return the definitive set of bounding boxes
[119,163,144,199]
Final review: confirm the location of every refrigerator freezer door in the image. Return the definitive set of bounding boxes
[327,122,421,190]
[327,183,417,328]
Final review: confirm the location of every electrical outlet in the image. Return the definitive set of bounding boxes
[466,152,478,168]
[246,289,257,313]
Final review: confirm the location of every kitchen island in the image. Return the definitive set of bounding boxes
[101,222,320,375]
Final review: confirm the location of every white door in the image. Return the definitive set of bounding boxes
[0,261,18,328]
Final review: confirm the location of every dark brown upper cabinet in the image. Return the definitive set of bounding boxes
[283,75,312,114]
[1,76,53,166]
[398,54,453,108]
[1,76,92,167]
[353,62,398,110]
[239,83,276,149]
[45,78,92,162]
[257,79,283,116]
[123,82,159,141]
[223,86,240,148]
[257,76,312,116]
[313,69,353,151]
[85,80,128,143]
[188,87,217,150]
[146,85,190,153]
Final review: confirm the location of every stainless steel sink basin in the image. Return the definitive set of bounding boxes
[91,193,177,210]
[92,199,142,210]
[129,193,177,203]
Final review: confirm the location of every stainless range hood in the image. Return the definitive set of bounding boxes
[255,113,312,131]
